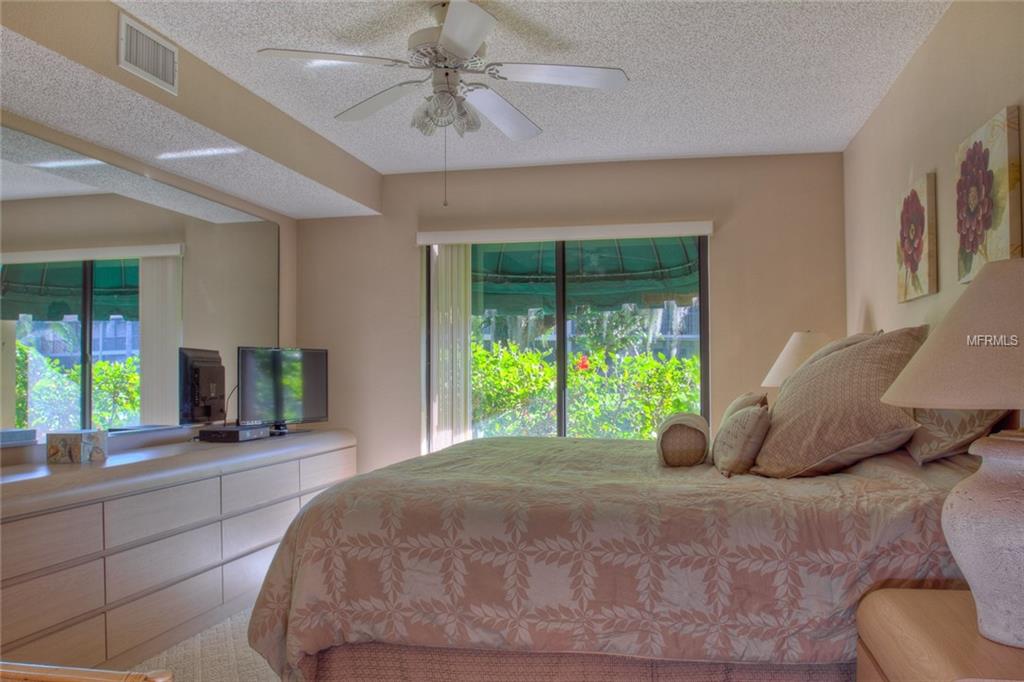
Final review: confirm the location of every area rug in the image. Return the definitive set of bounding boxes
[137,607,276,682]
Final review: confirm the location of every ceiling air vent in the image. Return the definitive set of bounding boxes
[119,13,178,95]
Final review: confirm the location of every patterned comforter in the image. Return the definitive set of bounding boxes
[249,438,974,680]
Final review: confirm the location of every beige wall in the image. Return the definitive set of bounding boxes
[1,193,279,421]
[844,1,1024,334]
[298,153,847,472]
[181,221,279,419]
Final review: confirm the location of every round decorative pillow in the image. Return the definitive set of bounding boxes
[657,413,710,467]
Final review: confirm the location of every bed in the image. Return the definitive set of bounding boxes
[248,437,974,681]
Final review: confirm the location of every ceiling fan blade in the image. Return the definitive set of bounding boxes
[463,86,540,141]
[486,63,628,90]
[438,0,497,60]
[258,48,406,68]
[336,79,428,121]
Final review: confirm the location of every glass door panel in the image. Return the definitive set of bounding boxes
[1,261,84,436]
[565,237,702,439]
[470,241,557,436]
[91,259,141,429]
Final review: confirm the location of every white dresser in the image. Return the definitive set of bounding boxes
[0,430,356,669]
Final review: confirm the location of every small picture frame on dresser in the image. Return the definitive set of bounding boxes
[46,430,108,464]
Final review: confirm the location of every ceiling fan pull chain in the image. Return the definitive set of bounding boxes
[443,124,449,208]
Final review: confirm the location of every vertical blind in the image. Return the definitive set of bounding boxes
[428,244,473,451]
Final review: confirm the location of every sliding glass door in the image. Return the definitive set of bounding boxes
[456,235,706,443]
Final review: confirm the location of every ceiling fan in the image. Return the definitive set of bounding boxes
[258,0,628,141]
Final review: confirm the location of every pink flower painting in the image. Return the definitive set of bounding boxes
[955,106,1022,282]
[897,174,936,302]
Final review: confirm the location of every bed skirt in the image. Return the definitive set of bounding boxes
[312,643,855,682]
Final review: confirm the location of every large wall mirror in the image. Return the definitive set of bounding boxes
[0,126,279,443]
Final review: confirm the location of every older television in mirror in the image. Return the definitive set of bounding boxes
[179,347,226,424]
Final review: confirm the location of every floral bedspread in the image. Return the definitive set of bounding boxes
[249,438,973,680]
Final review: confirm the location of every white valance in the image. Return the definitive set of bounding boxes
[416,221,713,246]
[1,243,185,264]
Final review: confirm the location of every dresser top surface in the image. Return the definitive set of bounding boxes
[0,429,355,520]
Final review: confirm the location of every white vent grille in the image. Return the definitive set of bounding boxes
[119,14,178,95]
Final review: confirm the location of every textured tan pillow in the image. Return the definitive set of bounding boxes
[906,409,1008,465]
[720,391,768,427]
[712,405,771,477]
[657,413,709,467]
[752,326,926,478]
[799,330,881,370]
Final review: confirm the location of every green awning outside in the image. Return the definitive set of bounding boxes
[472,237,700,314]
[1,259,140,321]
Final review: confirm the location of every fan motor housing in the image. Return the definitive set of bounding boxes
[407,26,486,70]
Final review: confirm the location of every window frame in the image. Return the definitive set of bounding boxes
[426,236,709,442]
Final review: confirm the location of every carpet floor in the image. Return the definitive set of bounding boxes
[137,608,277,682]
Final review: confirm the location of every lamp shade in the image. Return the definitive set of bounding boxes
[882,259,1024,410]
[762,331,831,388]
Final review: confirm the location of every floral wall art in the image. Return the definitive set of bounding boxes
[955,105,1022,283]
[897,172,937,302]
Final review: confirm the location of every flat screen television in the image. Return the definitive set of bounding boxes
[179,348,226,425]
[237,347,328,433]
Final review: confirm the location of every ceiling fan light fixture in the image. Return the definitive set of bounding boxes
[411,93,479,137]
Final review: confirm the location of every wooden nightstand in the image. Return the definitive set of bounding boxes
[856,589,1024,682]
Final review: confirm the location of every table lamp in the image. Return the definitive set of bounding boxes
[882,258,1024,648]
[762,331,832,388]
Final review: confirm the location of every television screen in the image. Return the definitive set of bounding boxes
[238,347,327,428]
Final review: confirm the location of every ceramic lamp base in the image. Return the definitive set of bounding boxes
[941,432,1024,648]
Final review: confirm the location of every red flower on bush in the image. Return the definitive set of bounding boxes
[575,355,590,371]
[956,141,995,255]
[899,189,926,274]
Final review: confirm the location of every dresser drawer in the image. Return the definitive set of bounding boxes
[300,449,356,491]
[3,614,106,668]
[223,544,277,602]
[106,523,222,603]
[1,504,103,579]
[223,498,299,559]
[106,566,222,658]
[105,478,220,548]
[1,560,105,645]
[222,461,299,514]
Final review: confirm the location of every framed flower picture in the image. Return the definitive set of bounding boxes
[897,172,937,302]
[955,106,1022,283]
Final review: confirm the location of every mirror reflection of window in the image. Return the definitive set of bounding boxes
[1,259,141,438]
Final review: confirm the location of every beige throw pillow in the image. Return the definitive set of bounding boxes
[752,326,926,478]
[720,391,768,427]
[799,330,881,370]
[906,409,1008,465]
[712,405,771,477]
[657,413,709,467]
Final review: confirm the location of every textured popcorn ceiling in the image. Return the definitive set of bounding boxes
[0,27,376,218]
[0,160,105,201]
[117,0,948,174]
[1,128,263,223]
